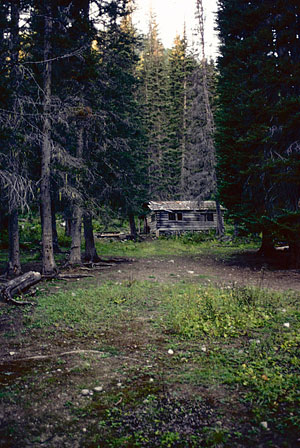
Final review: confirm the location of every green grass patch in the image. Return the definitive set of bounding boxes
[28,280,163,335]
[161,283,299,431]
[95,237,259,259]
[28,279,299,422]
[163,284,299,338]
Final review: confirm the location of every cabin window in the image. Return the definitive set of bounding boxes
[168,212,182,221]
[206,213,214,222]
[151,214,156,222]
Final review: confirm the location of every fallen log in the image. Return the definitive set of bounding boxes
[1,271,42,305]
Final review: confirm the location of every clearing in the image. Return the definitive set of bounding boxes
[0,239,299,447]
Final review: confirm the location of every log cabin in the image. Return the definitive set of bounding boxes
[146,201,224,237]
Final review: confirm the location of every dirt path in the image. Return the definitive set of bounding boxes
[96,253,300,291]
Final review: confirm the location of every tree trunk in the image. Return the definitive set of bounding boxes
[288,241,300,268]
[7,210,22,276]
[143,217,149,234]
[129,213,137,240]
[51,198,60,253]
[69,205,83,265]
[83,212,100,262]
[6,2,22,277]
[69,125,84,266]
[65,216,72,237]
[257,229,275,257]
[233,220,239,238]
[41,0,57,275]
[180,41,187,198]
[215,200,225,237]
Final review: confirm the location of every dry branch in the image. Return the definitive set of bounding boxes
[7,350,104,362]
[57,273,94,279]
[83,262,115,268]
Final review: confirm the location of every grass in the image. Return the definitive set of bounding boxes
[94,236,260,259]
[163,283,298,338]
[25,279,299,441]
[28,280,163,335]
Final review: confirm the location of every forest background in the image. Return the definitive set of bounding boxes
[0,0,299,277]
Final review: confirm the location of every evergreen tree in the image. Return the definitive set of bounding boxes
[137,13,168,199]
[88,1,148,237]
[183,0,224,235]
[0,0,34,275]
[163,32,193,199]
[216,0,300,262]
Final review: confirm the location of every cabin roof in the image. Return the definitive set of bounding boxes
[147,201,224,212]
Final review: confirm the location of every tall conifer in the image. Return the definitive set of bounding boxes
[137,13,168,199]
[216,0,300,262]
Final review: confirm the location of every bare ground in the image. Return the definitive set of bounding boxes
[95,252,300,291]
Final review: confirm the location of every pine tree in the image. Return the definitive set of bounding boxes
[0,0,33,275]
[216,0,300,262]
[163,32,193,199]
[137,12,168,199]
[89,1,148,234]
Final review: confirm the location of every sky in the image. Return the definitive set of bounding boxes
[132,0,219,58]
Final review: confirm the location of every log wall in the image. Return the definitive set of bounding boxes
[153,210,218,235]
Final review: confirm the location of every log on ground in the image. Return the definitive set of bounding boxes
[1,271,42,305]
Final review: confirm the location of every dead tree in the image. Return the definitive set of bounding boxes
[6,0,22,276]
[196,0,224,236]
